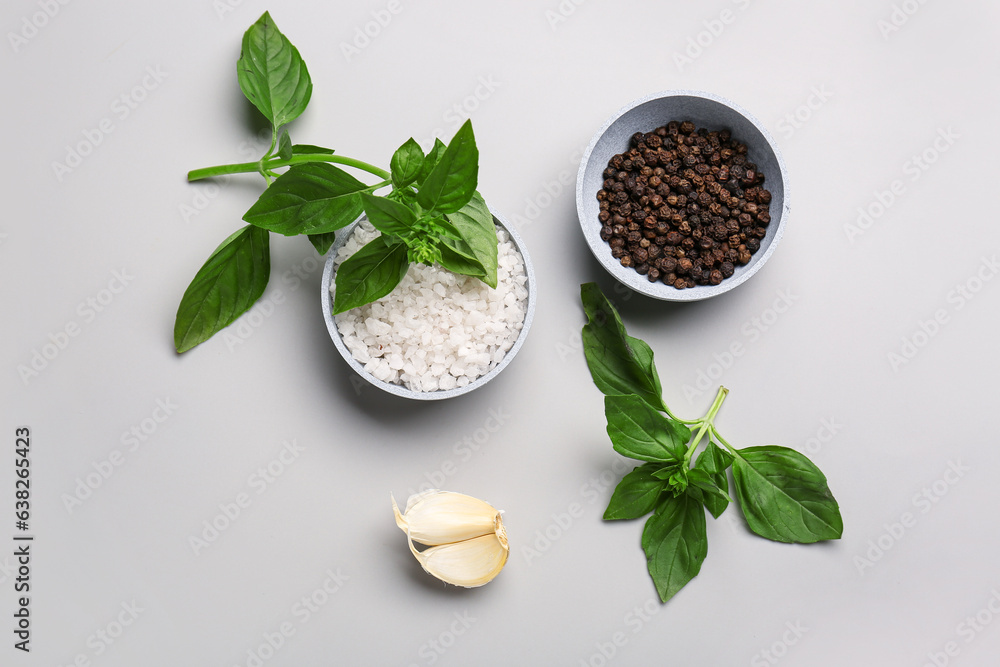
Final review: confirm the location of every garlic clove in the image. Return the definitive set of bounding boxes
[408,522,509,588]
[392,490,500,546]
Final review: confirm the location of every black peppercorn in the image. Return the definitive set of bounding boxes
[596,119,772,289]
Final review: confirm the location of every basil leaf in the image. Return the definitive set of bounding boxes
[277,129,293,160]
[693,442,734,519]
[651,466,679,481]
[696,440,734,475]
[437,243,487,280]
[581,283,664,410]
[431,216,463,242]
[237,12,312,130]
[292,144,334,155]
[434,216,488,279]
[686,469,731,519]
[604,463,666,521]
[174,225,270,353]
[416,120,478,215]
[332,235,408,314]
[605,394,690,463]
[441,192,497,287]
[360,193,418,237]
[244,163,367,235]
[307,231,337,255]
[390,138,424,190]
[415,139,446,185]
[642,494,708,603]
[732,446,843,543]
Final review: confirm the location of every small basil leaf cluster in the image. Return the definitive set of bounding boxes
[332,128,498,315]
[173,12,497,353]
[580,283,843,603]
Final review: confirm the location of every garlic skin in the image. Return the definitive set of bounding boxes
[392,490,509,588]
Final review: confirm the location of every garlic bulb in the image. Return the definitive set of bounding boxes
[392,490,509,588]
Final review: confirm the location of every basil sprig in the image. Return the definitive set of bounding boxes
[580,283,843,603]
[174,12,497,353]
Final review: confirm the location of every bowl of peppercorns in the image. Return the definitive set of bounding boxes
[576,90,788,301]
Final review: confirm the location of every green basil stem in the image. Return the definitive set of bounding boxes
[708,425,740,459]
[187,153,392,182]
[661,402,701,425]
[683,386,729,465]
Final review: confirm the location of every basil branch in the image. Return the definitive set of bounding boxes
[187,153,392,182]
[682,386,728,465]
[581,282,843,603]
[173,12,499,353]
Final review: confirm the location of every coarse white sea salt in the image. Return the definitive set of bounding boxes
[331,221,528,392]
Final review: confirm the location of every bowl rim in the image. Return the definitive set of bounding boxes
[321,204,536,400]
[575,89,790,302]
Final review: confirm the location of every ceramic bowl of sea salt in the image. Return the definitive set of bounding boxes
[321,205,535,400]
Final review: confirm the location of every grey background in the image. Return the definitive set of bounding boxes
[4,1,999,665]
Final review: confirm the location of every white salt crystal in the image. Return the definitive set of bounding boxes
[332,221,529,392]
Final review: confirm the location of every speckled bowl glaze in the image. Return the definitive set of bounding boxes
[576,90,789,301]
[321,205,535,400]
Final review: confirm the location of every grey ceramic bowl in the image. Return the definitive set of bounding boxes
[576,90,789,301]
[321,205,535,400]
